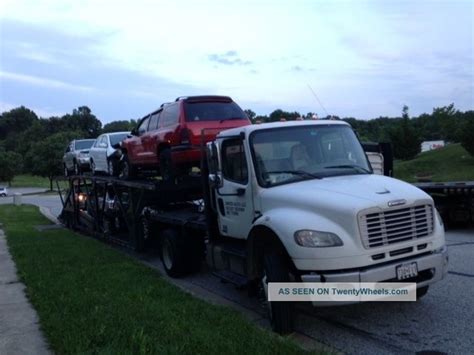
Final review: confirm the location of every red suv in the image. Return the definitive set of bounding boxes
[118,95,251,180]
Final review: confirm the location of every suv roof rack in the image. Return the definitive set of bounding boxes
[176,95,232,103]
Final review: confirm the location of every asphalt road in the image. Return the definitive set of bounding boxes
[1,193,472,354]
[0,192,63,218]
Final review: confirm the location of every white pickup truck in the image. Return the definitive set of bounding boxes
[201,120,448,333]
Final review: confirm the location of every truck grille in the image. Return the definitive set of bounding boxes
[359,204,434,248]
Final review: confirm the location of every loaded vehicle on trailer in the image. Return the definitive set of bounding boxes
[88,131,130,176]
[63,139,96,176]
[116,95,251,180]
[59,120,448,334]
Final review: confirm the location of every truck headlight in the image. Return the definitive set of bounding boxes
[294,230,343,248]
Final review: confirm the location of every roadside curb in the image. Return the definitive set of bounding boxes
[39,206,60,225]
[0,228,51,354]
[21,190,49,196]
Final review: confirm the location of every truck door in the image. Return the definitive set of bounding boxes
[216,138,254,239]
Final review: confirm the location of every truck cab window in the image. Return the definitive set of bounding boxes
[222,139,248,184]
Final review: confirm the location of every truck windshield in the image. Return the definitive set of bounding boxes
[250,124,372,187]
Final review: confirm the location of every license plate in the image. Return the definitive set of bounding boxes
[396,262,418,280]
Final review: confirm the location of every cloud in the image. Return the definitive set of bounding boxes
[0,70,95,92]
[208,51,252,66]
[0,2,472,120]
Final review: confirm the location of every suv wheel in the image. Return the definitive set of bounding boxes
[90,160,96,175]
[159,148,175,183]
[73,161,80,175]
[119,153,136,180]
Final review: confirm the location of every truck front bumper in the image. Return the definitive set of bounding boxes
[300,246,448,305]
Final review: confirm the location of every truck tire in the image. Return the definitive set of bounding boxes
[416,285,429,299]
[159,148,175,183]
[160,228,203,277]
[262,249,294,334]
[160,228,187,277]
[119,153,136,180]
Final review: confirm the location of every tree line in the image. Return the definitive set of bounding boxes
[0,106,136,188]
[246,104,474,161]
[0,103,473,188]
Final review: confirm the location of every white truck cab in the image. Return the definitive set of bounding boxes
[206,120,448,333]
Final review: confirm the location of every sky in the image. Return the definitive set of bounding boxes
[0,0,472,123]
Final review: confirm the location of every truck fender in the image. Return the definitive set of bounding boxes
[247,208,358,277]
[246,224,294,281]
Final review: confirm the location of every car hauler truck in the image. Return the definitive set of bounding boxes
[59,120,448,334]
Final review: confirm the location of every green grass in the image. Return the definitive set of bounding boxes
[3,174,51,189]
[0,205,313,354]
[394,143,474,183]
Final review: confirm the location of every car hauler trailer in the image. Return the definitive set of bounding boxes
[58,120,448,334]
[413,181,474,226]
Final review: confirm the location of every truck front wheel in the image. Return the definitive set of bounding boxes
[261,249,294,334]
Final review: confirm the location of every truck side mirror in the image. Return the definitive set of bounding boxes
[208,172,223,188]
[130,128,138,136]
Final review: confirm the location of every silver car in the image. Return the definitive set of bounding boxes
[89,132,130,175]
[63,139,95,176]
[0,186,8,197]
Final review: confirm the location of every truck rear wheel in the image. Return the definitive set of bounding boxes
[160,228,203,278]
[261,249,294,334]
[161,229,187,277]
